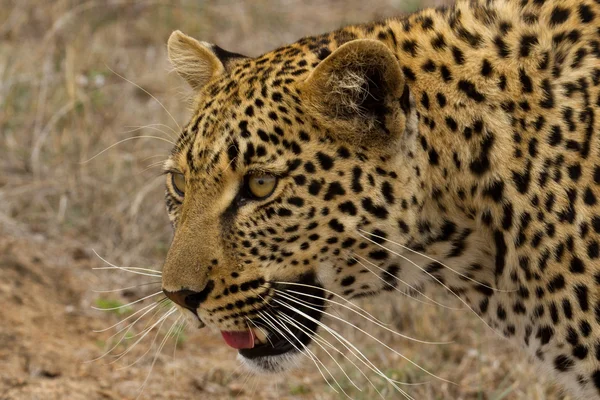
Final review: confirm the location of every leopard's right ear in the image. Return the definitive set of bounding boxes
[301,39,407,142]
[167,31,247,91]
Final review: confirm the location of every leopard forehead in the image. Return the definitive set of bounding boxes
[161,0,600,396]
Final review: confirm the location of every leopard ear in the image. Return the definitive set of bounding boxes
[167,31,247,91]
[301,39,407,140]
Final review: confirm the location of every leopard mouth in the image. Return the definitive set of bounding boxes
[239,324,313,359]
[236,274,326,367]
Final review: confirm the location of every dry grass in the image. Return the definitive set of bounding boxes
[0,1,569,399]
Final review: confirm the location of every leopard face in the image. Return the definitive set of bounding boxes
[161,31,426,372]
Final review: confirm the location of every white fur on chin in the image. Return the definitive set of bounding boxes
[237,351,303,374]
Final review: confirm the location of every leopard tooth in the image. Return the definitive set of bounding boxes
[251,327,269,344]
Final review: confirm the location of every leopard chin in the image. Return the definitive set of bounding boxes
[238,350,304,374]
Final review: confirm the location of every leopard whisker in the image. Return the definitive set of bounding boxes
[274,297,403,390]
[224,361,248,390]
[91,291,163,311]
[250,287,337,377]
[349,253,463,311]
[274,293,453,386]
[276,289,449,346]
[247,289,318,369]
[349,255,438,310]
[237,369,254,397]
[92,250,162,277]
[256,310,303,354]
[92,262,162,275]
[109,306,176,365]
[274,291,423,391]
[141,154,170,162]
[109,306,174,363]
[106,65,182,132]
[86,298,168,363]
[272,298,416,399]
[279,308,425,398]
[128,301,173,339]
[272,287,453,351]
[135,314,182,399]
[272,281,392,327]
[272,315,359,400]
[276,311,364,393]
[123,123,177,140]
[257,310,327,380]
[172,320,187,359]
[80,135,175,165]
[274,294,413,394]
[141,160,171,174]
[278,312,387,400]
[248,372,261,399]
[258,310,343,396]
[245,317,276,348]
[125,123,178,135]
[250,285,371,373]
[92,281,162,294]
[358,229,515,293]
[222,143,240,173]
[92,267,162,278]
[92,265,162,274]
[357,232,505,339]
[117,311,177,370]
[93,298,163,333]
[280,309,423,398]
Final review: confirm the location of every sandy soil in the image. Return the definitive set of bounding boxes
[0,232,290,400]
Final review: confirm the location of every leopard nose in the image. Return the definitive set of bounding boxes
[163,280,215,312]
[163,289,198,311]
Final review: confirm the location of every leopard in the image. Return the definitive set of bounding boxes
[158,0,600,397]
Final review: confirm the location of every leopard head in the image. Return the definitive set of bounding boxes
[161,30,419,373]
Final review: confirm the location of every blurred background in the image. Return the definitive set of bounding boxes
[0,1,568,399]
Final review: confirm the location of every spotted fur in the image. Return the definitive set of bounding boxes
[160,0,600,396]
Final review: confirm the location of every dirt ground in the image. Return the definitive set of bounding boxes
[0,228,280,400]
[0,1,573,399]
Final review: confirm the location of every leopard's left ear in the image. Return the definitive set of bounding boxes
[301,39,407,141]
[167,30,247,91]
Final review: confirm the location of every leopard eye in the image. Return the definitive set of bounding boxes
[247,173,277,199]
[171,173,186,196]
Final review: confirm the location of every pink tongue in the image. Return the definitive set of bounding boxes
[221,330,254,349]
